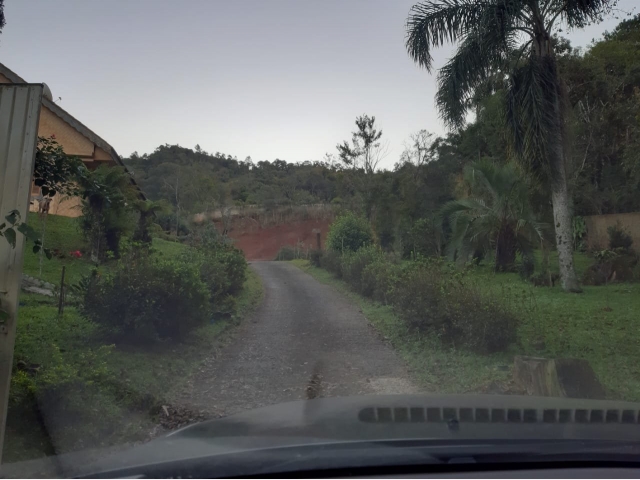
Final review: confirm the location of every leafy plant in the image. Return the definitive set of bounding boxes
[132,199,170,244]
[326,212,373,253]
[81,253,210,343]
[439,161,545,272]
[607,223,633,251]
[0,210,51,258]
[33,136,83,198]
[76,165,137,261]
[573,216,587,251]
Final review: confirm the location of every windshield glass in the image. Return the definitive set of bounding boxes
[0,0,639,476]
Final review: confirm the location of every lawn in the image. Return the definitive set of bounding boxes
[291,254,640,402]
[467,260,640,402]
[22,212,190,285]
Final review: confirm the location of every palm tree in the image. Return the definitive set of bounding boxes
[405,0,613,291]
[76,165,135,260]
[133,199,170,244]
[440,160,545,271]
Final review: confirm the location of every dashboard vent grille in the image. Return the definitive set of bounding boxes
[358,407,639,424]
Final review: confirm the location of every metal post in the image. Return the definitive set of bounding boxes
[58,266,66,316]
[0,84,43,462]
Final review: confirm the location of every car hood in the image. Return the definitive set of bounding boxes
[6,393,640,478]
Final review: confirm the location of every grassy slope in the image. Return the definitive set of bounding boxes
[6,214,264,463]
[22,212,189,285]
[291,255,640,402]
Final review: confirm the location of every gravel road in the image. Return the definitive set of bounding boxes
[177,261,417,418]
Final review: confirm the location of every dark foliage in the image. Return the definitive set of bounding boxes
[608,224,634,251]
[81,254,210,343]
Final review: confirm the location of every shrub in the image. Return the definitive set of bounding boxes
[326,212,373,253]
[81,254,210,343]
[309,249,323,267]
[341,246,385,294]
[608,223,633,252]
[192,245,247,314]
[361,259,400,304]
[320,249,343,277]
[583,250,638,285]
[390,259,517,353]
[275,245,296,261]
[401,217,442,259]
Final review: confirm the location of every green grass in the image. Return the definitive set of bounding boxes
[22,213,191,286]
[5,266,263,463]
[7,213,264,463]
[291,255,640,401]
[466,261,640,402]
[23,212,94,285]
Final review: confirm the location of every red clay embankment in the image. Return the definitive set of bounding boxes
[209,205,335,261]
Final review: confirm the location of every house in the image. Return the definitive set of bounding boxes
[0,63,143,217]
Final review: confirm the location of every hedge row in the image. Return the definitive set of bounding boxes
[317,247,518,353]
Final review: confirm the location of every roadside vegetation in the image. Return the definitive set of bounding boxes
[3,137,262,463]
[3,2,640,465]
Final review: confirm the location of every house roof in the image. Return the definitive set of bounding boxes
[0,63,145,199]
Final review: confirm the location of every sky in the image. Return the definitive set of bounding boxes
[1,0,636,169]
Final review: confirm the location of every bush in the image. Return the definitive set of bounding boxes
[390,259,517,353]
[326,212,373,253]
[341,246,385,294]
[309,249,323,267]
[275,245,296,261]
[192,245,247,314]
[608,223,633,251]
[323,250,518,353]
[320,249,343,277]
[401,217,442,259]
[81,254,210,343]
[361,259,400,304]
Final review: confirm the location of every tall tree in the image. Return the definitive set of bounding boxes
[405,0,614,292]
[337,115,388,220]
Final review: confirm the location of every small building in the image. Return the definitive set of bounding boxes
[0,63,142,217]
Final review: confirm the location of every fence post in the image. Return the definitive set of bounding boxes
[58,266,66,316]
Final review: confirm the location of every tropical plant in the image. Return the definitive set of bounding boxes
[439,160,545,272]
[132,199,170,244]
[405,0,614,291]
[76,165,136,260]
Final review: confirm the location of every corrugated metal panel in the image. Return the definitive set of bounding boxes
[0,84,43,460]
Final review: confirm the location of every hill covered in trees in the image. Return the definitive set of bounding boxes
[123,16,640,249]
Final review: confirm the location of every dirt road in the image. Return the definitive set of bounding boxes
[178,262,417,418]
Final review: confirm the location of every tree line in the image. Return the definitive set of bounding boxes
[121,12,640,292]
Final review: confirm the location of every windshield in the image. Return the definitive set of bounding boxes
[0,0,639,477]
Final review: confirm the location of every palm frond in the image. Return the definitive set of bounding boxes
[552,0,615,29]
[506,53,562,177]
[435,29,516,128]
[406,0,493,72]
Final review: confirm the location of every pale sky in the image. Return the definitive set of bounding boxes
[1,0,635,169]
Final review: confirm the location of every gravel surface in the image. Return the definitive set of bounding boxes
[176,261,418,418]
